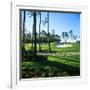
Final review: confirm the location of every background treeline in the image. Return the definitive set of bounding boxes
[23,30,60,43]
[22,29,79,44]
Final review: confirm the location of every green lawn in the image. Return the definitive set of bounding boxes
[21,42,80,78]
[25,42,80,52]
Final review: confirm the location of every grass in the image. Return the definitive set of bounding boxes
[21,42,80,78]
[25,42,80,52]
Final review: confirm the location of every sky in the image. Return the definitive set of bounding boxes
[21,10,80,37]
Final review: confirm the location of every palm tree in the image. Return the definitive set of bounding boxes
[62,32,69,43]
[42,12,51,52]
[47,12,51,52]
[21,10,26,62]
[38,12,41,51]
[27,11,34,51]
[41,30,47,43]
[64,32,69,43]
[33,11,37,56]
[51,29,55,35]
[28,11,42,52]
[69,30,73,40]
[62,32,65,42]
[23,11,26,43]
[21,10,26,55]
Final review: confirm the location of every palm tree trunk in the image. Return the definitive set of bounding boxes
[47,12,51,52]
[39,13,41,51]
[23,11,26,43]
[31,25,34,51]
[33,11,37,56]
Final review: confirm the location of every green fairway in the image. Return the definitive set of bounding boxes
[21,42,80,78]
[25,42,80,52]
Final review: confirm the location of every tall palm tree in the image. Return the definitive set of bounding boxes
[28,11,41,52]
[27,11,34,51]
[33,11,37,56]
[42,12,51,52]
[47,12,51,52]
[21,10,26,62]
[21,10,26,57]
[23,11,26,43]
[38,12,41,51]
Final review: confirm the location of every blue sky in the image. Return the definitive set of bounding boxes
[22,11,80,36]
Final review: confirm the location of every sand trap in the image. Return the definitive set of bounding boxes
[56,44,72,48]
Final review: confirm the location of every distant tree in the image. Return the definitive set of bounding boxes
[62,32,69,43]
[73,35,78,40]
[62,32,66,42]
[25,31,31,43]
[51,29,55,35]
[62,32,64,39]
[69,30,74,40]
[65,32,69,43]
[40,30,47,43]
[54,34,60,43]
[41,30,47,36]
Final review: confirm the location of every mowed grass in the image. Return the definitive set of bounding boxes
[22,42,80,78]
[25,42,80,52]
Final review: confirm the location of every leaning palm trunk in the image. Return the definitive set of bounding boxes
[47,12,51,52]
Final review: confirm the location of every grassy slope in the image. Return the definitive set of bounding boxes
[22,43,80,78]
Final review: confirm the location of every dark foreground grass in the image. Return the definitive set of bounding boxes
[21,43,80,78]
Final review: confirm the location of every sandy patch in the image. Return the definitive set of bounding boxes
[56,44,72,48]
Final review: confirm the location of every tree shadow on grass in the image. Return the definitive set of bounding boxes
[22,55,80,78]
[38,57,80,76]
[53,56,80,63]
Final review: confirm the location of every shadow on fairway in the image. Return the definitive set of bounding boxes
[22,55,80,78]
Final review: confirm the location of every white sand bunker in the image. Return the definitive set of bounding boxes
[56,44,73,48]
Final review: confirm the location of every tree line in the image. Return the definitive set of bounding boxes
[23,29,60,43]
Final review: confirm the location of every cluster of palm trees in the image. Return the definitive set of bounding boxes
[21,10,51,57]
[61,30,78,43]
